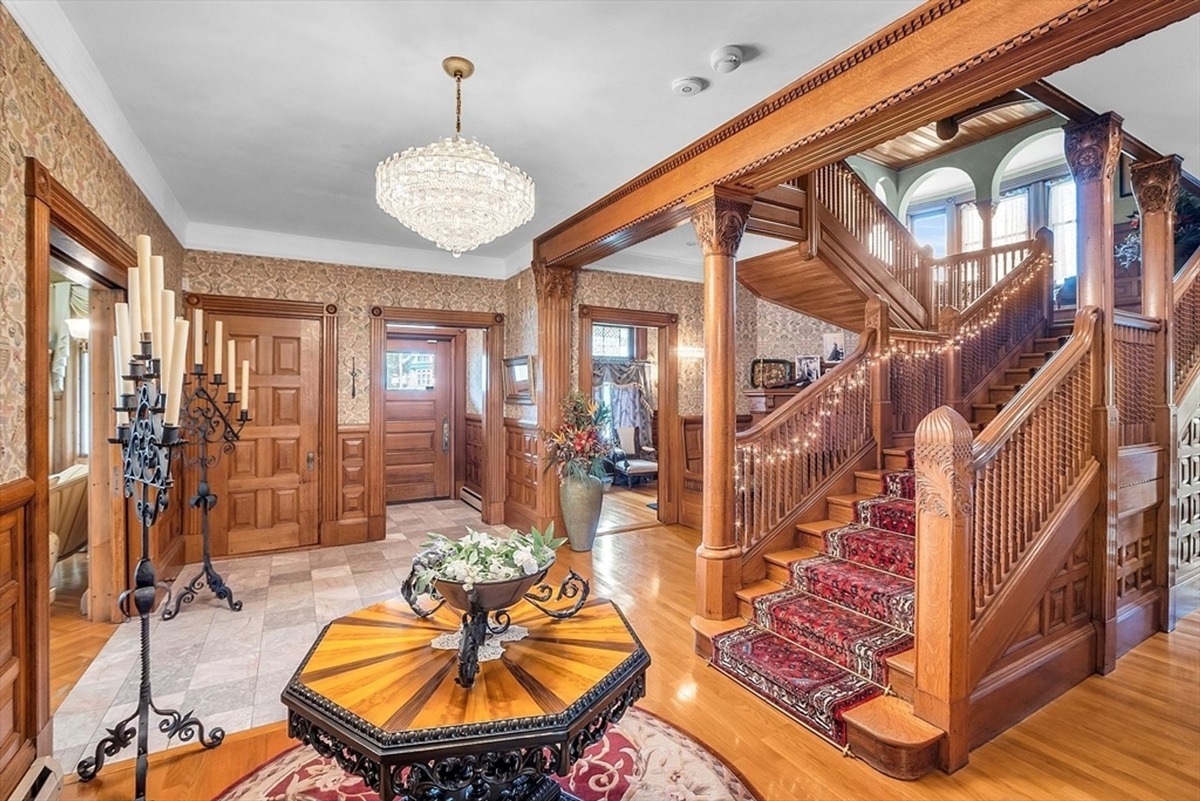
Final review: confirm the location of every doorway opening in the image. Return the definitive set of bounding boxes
[578,305,680,535]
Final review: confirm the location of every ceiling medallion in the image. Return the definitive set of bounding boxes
[376,57,535,257]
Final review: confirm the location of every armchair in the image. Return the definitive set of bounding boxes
[611,426,657,487]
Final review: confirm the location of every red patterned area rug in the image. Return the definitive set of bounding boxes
[214,708,758,801]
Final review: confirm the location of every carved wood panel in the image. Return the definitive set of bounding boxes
[994,530,1091,665]
[503,420,538,532]
[465,415,483,495]
[0,482,33,792]
[338,430,368,521]
[1179,409,1200,581]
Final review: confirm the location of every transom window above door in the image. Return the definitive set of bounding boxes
[386,352,436,390]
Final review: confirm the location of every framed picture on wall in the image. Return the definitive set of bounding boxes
[796,355,821,385]
[504,355,535,404]
[822,332,846,364]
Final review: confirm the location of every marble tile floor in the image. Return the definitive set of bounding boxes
[52,499,512,773]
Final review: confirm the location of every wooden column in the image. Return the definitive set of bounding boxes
[533,260,578,533]
[1065,112,1123,672]
[1131,155,1182,629]
[866,295,893,461]
[976,198,996,253]
[913,406,974,772]
[688,187,753,620]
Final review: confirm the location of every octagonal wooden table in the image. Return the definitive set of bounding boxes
[281,595,649,801]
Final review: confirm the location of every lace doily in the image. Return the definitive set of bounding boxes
[430,624,529,662]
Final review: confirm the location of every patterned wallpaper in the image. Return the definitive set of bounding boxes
[184,251,507,424]
[754,296,860,367]
[466,328,484,416]
[0,7,183,482]
[503,269,538,423]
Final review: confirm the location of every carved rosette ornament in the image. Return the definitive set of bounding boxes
[688,191,754,258]
[532,260,577,300]
[914,406,974,520]
[1064,112,1123,184]
[1131,155,1182,217]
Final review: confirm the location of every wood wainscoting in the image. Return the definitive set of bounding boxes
[326,425,383,546]
[0,478,36,800]
[679,415,752,530]
[504,419,539,533]
[465,414,484,497]
[1114,444,1166,655]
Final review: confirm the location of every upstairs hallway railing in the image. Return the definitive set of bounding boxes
[931,238,1038,312]
[1173,248,1200,400]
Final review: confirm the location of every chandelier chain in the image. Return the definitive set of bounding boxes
[455,74,462,136]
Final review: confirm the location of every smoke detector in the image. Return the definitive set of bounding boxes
[710,45,743,74]
[672,77,705,97]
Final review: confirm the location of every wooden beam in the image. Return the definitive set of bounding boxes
[533,0,1197,269]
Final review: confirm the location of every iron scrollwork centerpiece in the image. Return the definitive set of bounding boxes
[79,339,224,801]
[400,551,590,689]
[162,364,251,620]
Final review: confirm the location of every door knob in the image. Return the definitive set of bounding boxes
[442,417,450,454]
[307,452,315,471]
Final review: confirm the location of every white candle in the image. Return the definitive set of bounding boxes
[127,269,144,341]
[136,234,151,271]
[227,340,237,396]
[241,360,250,412]
[113,336,128,425]
[113,302,132,391]
[192,309,204,370]
[213,320,224,375]
[150,256,165,358]
[140,260,153,340]
[160,292,176,381]
[164,319,190,426]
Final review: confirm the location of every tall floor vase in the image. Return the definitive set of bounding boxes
[560,474,604,551]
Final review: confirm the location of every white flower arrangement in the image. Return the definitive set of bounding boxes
[411,524,565,593]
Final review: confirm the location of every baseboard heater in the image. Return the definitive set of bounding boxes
[7,758,62,801]
[460,486,483,512]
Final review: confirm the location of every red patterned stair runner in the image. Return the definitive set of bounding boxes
[712,463,916,745]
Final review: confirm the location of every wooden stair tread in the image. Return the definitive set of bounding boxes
[828,492,874,506]
[765,547,818,567]
[796,519,842,536]
[842,695,943,747]
[886,648,915,676]
[736,579,785,603]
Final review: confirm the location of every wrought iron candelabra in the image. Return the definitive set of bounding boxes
[161,366,250,620]
[78,338,224,801]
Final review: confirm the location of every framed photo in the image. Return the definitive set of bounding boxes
[795,355,821,385]
[822,332,846,364]
[750,358,793,388]
[504,355,535,404]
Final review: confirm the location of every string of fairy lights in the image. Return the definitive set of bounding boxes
[732,256,1050,516]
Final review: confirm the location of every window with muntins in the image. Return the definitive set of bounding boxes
[593,325,633,359]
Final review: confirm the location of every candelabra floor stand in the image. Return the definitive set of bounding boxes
[79,356,224,801]
[163,470,241,621]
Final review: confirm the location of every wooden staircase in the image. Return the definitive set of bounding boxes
[969,326,1073,431]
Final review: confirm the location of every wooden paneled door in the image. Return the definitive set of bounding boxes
[385,336,454,503]
[215,314,321,554]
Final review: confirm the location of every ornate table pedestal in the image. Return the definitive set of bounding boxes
[282,596,649,801]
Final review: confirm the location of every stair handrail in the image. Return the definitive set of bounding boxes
[1173,246,1200,401]
[733,329,876,553]
[947,230,1055,402]
[912,307,1101,768]
[930,237,1039,313]
[969,306,1101,601]
[811,161,927,304]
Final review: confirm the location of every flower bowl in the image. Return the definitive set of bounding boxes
[434,557,553,612]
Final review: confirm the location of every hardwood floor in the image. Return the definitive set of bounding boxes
[50,552,117,714]
[61,524,1199,800]
[597,480,658,535]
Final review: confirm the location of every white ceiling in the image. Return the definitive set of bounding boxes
[7,2,1198,282]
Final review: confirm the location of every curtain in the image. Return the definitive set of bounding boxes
[593,359,656,448]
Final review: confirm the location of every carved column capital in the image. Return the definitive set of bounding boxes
[532,260,577,301]
[686,188,755,258]
[1064,112,1124,184]
[1131,155,1182,216]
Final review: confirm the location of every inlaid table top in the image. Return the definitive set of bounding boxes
[281,594,649,800]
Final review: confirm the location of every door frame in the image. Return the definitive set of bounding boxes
[24,157,135,755]
[578,305,680,525]
[184,293,340,545]
[370,306,506,524]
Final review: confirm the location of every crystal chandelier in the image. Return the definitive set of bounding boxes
[376,57,535,257]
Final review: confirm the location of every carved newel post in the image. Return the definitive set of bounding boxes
[1131,155,1182,630]
[913,406,974,772]
[688,187,754,620]
[865,295,893,460]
